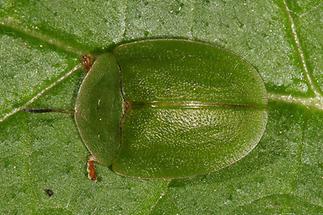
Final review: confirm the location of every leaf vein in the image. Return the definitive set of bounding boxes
[281,0,322,97]
[268,93,323,110]
[0,64,82,124]
[121,0,128,39]
[147,180,172,215]
[0,18,85,56]
[299,2,323,18]
[236,193,323,209]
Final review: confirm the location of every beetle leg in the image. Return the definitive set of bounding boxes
[87,155,97,182]
[81,54,94,72]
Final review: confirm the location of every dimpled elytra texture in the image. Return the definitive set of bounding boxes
[75,39,268,179]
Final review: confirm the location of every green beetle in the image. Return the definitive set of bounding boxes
[75,39,268,179]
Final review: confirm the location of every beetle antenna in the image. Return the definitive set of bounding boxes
[22,108,74,114]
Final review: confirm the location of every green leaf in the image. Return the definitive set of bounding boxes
[0,0,322,214]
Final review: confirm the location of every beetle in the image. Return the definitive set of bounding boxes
[75,38,268,179]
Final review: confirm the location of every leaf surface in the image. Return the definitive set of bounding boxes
[0,0,322,214]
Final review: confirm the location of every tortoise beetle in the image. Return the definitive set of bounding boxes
[75,39,268,179]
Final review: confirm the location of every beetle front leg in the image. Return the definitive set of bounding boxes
[81,54,94,72]
[87,155,97,182]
